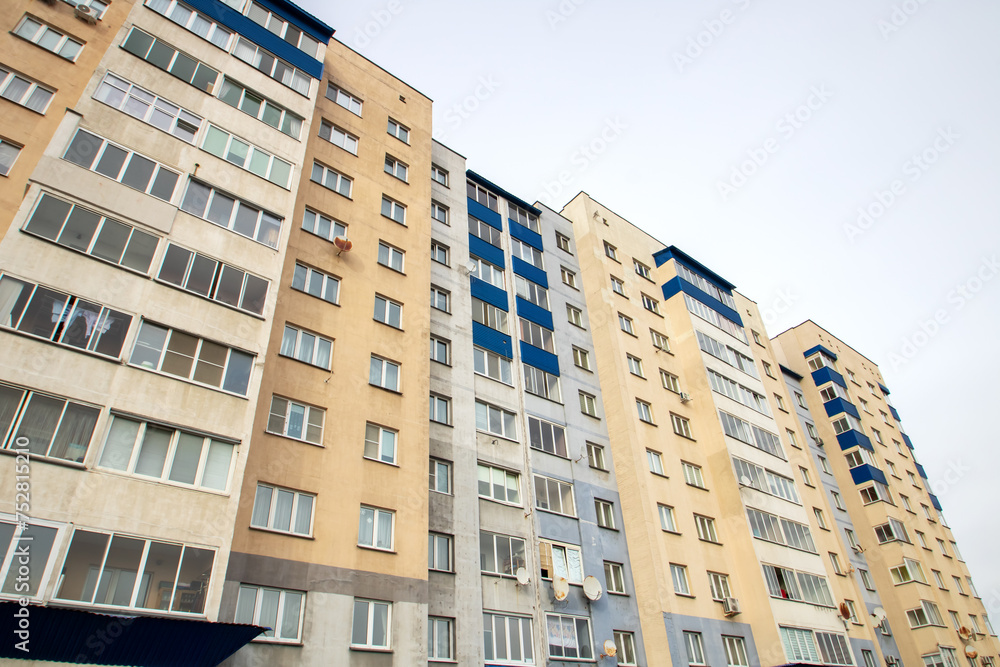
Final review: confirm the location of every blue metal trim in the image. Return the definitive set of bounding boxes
[915,462,928,479]
[779,365,803,381]
[889,405,901,422]
[521,343,560,376]
[823,397,860,420]
[466,170,541,215]
[902,433,914,449]
[470,278,508,311]
[516,297,553,330]
[850,463,888,487]
[467,198,502,229]
[803,344,839,361]
[511,257,547,287]
[473,321,512,358]
[837,430,874,452]
[469,235,505,269]
[878,383,890,395]
[929,493,942,511]
[651,245,736,291]
[811,366,847,389]
[508,219,544,251]
[661,276,744,326]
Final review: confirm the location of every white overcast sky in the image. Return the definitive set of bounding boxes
[296,0,1000,604]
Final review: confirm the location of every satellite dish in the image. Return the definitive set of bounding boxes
[965,646,978,659]
[602,639,617,658]
[839,602,851,620]
[333,236,352,255]
[553,576,569,601]
[872,607,887,622]
[464,259,478,275]
[958,626,973,640]
[583,575,603,601]
[739,474,752,487]
[515,567,530,586]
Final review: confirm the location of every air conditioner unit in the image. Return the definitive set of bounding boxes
[74,5,98,23]
[722,597,741,616]
[679,392,692,403]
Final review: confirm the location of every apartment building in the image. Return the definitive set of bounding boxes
[773,322,1000,667]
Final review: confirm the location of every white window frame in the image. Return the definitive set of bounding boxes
[381,195,406,225]
[326,82,362,115]
[374,294,403,329]
[310,160,352,197]
[351,598,391,649]
[429,458,451,494]
[428,616,453,662]
[377,242,405,272]
[478,463,520,505]
[358,505,394,551]
[595,499,616,529]
[429,394,450,424]
[14,17,83,61]
[0,66,54,114]
[251,483,314,536]
[280,324,332,369]
[387,117,409,143]
[318,119,358,154]
[266,395,325,445]
[235,584,305,643]
[301,207,347,243]
[292,262,339,305]
[671,563,691,596]
[431,163,448,186]
[658,503,677,532]
[430,335,449,365]
[364,422,396,465]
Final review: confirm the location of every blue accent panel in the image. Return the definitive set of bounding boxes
[651,246,736,291]
[472,321,512,358]
[520,343,560,376]
[508,219,544,251]
[467,198,502,229]
[837,430,874,452]
[466,170,541,215]
[470,277,508,311]
[243,0,334,42]
[511,257,547,287]
[889,405,901,422]
[804,344,839,361]
[183,0,324,79]
[811,366,847,389]
[516,297,553,330]
[468,235,505,269]
[851,464,889,487]
[902,433,914,449]
[663,613,760,667]
[929,493,942,511]
[879,383,891,395]
[661,276,743,326]
[915,462,928,479]
[824,397,860,419]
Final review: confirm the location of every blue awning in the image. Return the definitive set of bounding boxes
[0,602,264,665]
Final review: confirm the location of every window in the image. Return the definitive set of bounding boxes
[54,529,213,613]
[509,203,539,232]
[387,118,409,143]
[472,298,507,332]
[634,259,651,279]
[800,466,813,486]
[859,569,875,590]
[0,384,100,463]
[483,613,532,664]
[427,616,453,662]
[301,207,346,244]
[242,1,319,55]
[280,325,332,369]
[251,483,314,536]
[480,532,526,576]
[431,240,449,265]
[647,449,664,475]
[829,552,844,575]
[696,331,757,378]
[358,506,394,551]
[130,321,253,395]
[556,232,572,253]
[292,262,339,305]
[614,631,637,665]
[364,423,396,464]
[528,416,567,457]
[561,266,577,288]
[859,482,892,504]
[380,196,406,225]
[217,77,301,136]
[478,463,520,504]
[522,361,558,399]
[201,124,291,187]
[915,529,928,547]
[814,507,828,529]
[472,257,506,289]
[719,410,784,457]
[468,216,501,246]
[636,399,654,424]
[682,462,705,488]
[859,397,870,413]
[431,164,448,186]
[428,533,452,572]
[683,631,705,665]
[146,0,233,48]
[579,391,598,417]
[539,541,583,583]
[658,504,677,532]
[473,347,512,384]
[431,201,449,224]
[14,17,82,61]
[467,181,498,210]
[546,613,593,660]
[967,576,978,597]
[881,410,891,424]
[587,442,607,470]
[511,238,543,269]
[695,515,719,542]
[618,313,634,335]
[671,564,691,595]
[642,293,661,314]
[64,130,180,201]
[514,275,548,309]
[932,569,946,588]
[709,572,732,600]
[763,566,834,606]
[266,396,324,445]
[889,558,927,584]
[98,414,235,491]
[0,65,54,113]
[231,36,309,94]
[535,475,575,516]
[369,355,400,391]
[672,414,693,438]
[429,459,450,494]
[429,394,450,424]
[611,276,626,296]
[567,304,584,327]
[953,576,966,594]
[160,243,267,316]
[318,119,357,154]
[627,354,645,378]
[326,83,362,115]
[886,460,899,477]
[952,541,964,560]
[661,370,681,393]
[604,241,619,260]
[845,529,859,549]
[431,286,450,313]
[476,400,517,439]
[906,600,944,628]
[377,242,404,272]
[970,614,983,633]
[595,499,616,528]
[818,456,831,474]
[430,335,449,364]
[572,346,591,371]
[763,361,775,378]
[351,599,391,649]
[123,27,219,93]
[650,332,671,354]
[310,160,352,197]
[831,491,845,510]
[723,636,750,667]
[374,295,402,329]
[604,562,626,594]
[181,180,282,248]
[235,585,304,643]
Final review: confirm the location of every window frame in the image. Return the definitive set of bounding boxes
[250,482,315,537]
